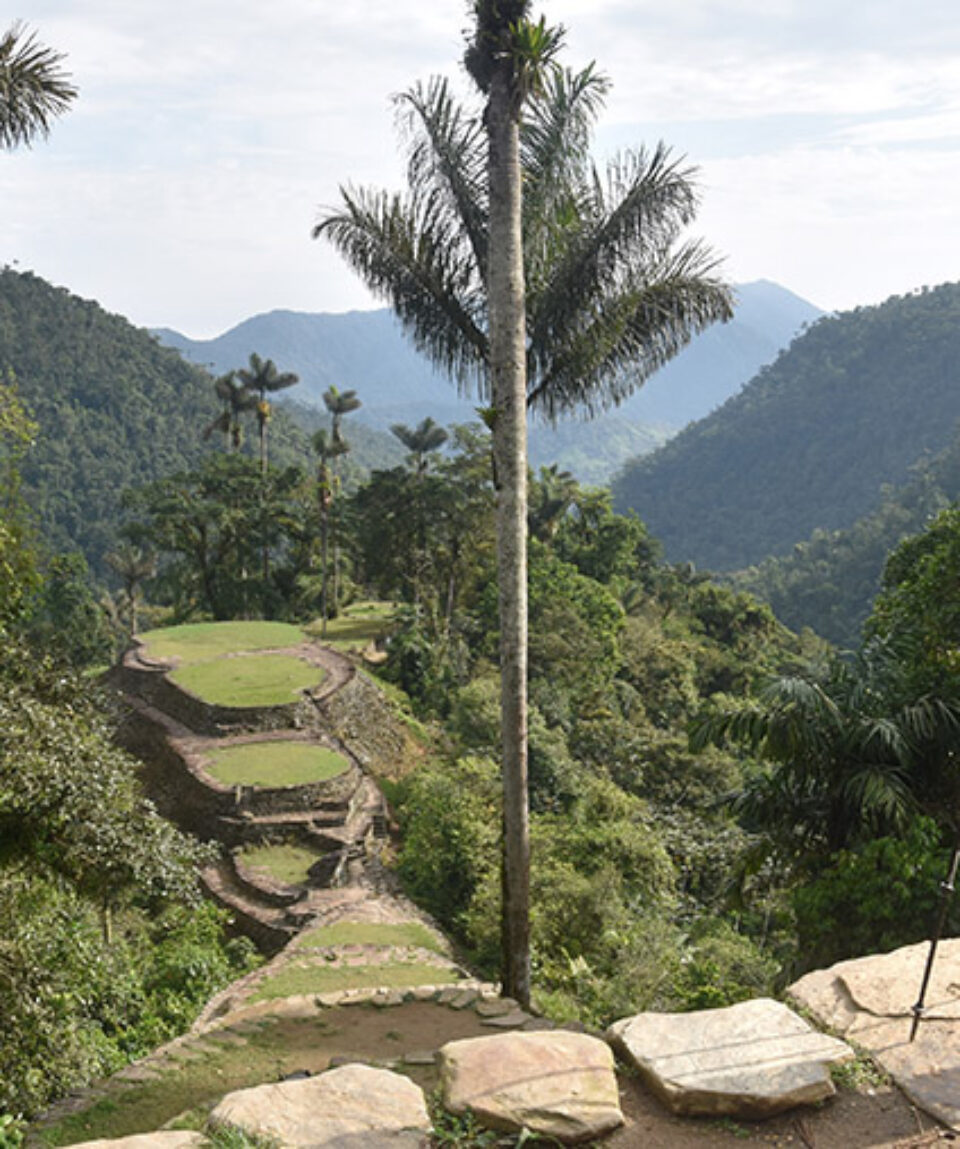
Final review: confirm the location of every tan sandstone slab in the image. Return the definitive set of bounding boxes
[69,1135,206,1149]
[439,1030,623,1144]
[210,1062,431,1147]
[789,940,960,1132]
[607,997,853,1119]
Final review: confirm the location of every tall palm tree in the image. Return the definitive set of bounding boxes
[315,7,732,1007]
[0,23,76,151]
[202,371,258,451]
[322,385,362,442]
[321,386,361,613]
[312,427,349,638]
[236,353,299,474]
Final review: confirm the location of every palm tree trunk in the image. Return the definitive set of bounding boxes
[487,65,531,1009]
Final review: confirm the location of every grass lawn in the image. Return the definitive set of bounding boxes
[298,921,447,955]
[251,961,462,1001]
[139,620,305,663]
[169,654,325,708]
[206,741,350,786]
[237,842,326,886]
[303,601,395,651]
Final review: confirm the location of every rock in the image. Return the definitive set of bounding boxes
[210,1063,431,1147]
[607,997,853,1119]
[480,1010,532,1028]
[789,940,960,1132]
[448,988,480,1010]
[474,997,516,1018]
[439,1030,623,1144]
[70,1135,206,1149]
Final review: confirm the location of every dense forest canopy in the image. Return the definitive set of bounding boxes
[0,269,400,581]
[613,282,960,572]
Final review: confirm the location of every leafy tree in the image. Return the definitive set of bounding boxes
[0,373,39,624]
[123,453,307,620]
[0,22,76,150]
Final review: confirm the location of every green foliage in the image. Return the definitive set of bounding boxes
[614,282,960,572]
[124,453,312,621]
[0,631,259,1117]
[791,817,957,973]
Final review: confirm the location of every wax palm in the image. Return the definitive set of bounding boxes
[391,417,449,475]
[237,353,299,473]
[313,428,350,637]
[0,23,76,151]
[316,2,731,1008]
[315,68,732,419]
[322,386,362,441]
[202,371,258,451]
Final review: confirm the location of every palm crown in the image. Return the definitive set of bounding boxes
[315,66,733,422]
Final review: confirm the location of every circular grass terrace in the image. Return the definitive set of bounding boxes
[139,620,306,662]
[204,741,351,787]
[236,841,327,887]
[137,621,325,708]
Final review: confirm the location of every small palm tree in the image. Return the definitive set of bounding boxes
[0,23,76,151]
[105,543,156,637]
[391,417,449,475]
[236,353,299,473]
[202,371,258,451]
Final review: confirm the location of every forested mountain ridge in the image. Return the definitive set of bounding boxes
[613,282,960,572]
[156,280,820,484]
[733,426,960,647]
[0,269,400,577]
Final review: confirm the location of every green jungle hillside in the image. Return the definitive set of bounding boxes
[613,282,960,573]
[0,269,400,579]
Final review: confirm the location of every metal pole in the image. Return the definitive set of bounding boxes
[910,832,960,1042]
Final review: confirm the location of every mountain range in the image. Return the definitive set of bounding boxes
[155,280,822,485]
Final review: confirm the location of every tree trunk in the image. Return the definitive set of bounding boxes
[487,67,531,1008]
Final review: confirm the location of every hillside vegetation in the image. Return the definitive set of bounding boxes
[613,282,960,571]
[0,270,400,578]
[734,428,960,646]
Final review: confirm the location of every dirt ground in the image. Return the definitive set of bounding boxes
[245,1004,955,1148]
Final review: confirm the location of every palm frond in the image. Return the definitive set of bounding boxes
[316,187,488,394]
[395,78,488,277]
[0,23,76,151]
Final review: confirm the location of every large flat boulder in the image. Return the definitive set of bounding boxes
[209,1062,431,1147]
[789,939,960,1131]
[439,1030,623,1144]
[607,997,852,1118]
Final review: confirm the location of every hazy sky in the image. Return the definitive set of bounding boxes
[4,0,958,337]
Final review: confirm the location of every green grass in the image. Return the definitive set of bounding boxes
[304,601,395,650]
[251,962,462,1000]
[206,741,350,786]
[169,654,325,707]
[237,843,326,887]
[298,921,447,955]
[139,621,305,663]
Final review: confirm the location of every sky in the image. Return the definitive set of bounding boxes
[3,0,959,338]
